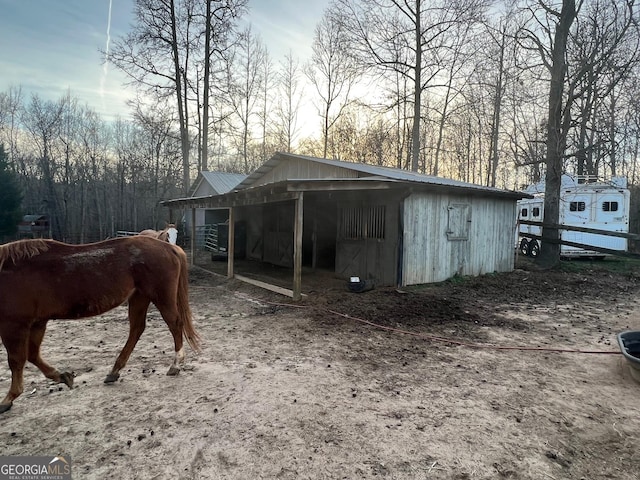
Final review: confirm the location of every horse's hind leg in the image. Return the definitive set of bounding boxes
[104,291,149,384]
[0,325,29,413]
[156,302,184,376]
[28,319,74,389]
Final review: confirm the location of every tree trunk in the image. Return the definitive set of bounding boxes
[538,0,577,267]
[202,0,211,172]
[489,31,505,188]
[433,74,452,177]
[411,0,421,172]
[169,0,190,195]
[609,90,617,176]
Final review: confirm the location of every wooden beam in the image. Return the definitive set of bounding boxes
[235,274,306,299]
[163,191,300,209]
[519,220,639,240]
[521,232,640,259]
[189,208,196,266]
[286,180,397,191]
[312,214,317,270]
[293,192,304,301]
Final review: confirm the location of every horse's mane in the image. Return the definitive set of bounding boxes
[0,239,50,271]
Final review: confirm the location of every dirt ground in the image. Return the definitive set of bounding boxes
[2,257,640,479]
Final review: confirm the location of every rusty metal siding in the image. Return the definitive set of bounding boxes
[251,157,358,187]
[402,192,516,285]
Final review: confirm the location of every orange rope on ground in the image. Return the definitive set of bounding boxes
[325,308,620,355]
[237,294,621,356]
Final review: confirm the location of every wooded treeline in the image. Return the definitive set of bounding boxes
[0,0,639,245]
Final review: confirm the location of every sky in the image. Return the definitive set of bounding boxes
[0,0,331,122]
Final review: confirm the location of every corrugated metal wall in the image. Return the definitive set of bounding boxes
[402,192,517,285]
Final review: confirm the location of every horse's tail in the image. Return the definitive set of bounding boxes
[176,247,201,352]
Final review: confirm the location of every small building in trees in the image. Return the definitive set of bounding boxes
[18,214,49,238]
[163,153,530,299]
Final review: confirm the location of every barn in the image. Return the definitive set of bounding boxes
[17,214,49,238]
[184,171,246,230]
[163,153,530,299]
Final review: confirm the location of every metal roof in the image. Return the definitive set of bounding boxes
[21,214,47,222]
[523,174,629,194]
[163,153,530,208]
[188,171,246,197]
[236,152,527,197]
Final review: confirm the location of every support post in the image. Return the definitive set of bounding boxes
[312,208,317,271]
[293,193,303,300]
[190,208,196,266]
[227,207,235,278]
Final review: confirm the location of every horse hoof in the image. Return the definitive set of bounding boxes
[0,403,12,414]
[104,373,120,384]
[166,366,180,376]
[60,371,74,388]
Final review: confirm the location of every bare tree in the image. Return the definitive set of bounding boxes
[619,74,640,184]
[305,9,360,159]
[480,14,522,188]
[335,0,490,172]
[518,0,639,266]
[275,52,304,153]
[76,107,112,241]
[428,21,478,177]
[257,50,275,161]
[131,98,183,226]
[541,0,578,266]
[109,0,197,194]
[21,94,65,239]
[568,0,640,177]
[0,86,24,167]
[112,118,140,232]
[199,0,247,172]
[227,26,267,172]
[201,0,214,172]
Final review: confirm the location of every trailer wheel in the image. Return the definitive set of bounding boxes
[519,238,529,256]
[527,240,540,258]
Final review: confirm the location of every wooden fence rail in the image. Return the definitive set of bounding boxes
[115,231,139,237]
[517,220,640,259]
[518,220,640,240]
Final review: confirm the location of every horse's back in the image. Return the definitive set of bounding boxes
[0,237,184,320]
[138,229,161,239]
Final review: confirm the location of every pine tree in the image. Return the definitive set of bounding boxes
[0,144,23,238]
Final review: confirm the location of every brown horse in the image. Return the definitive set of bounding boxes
[139,224,178,244]
[0,236,201,413]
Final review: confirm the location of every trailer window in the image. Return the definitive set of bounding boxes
[602,201,618,212]
[520,208,528,217]
[569,202,585,212]
[532,207,540,217]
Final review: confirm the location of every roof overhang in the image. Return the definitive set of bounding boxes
[160,177,531,209]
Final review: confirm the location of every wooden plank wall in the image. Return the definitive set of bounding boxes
[402,192,516,285]
[252,158,358,187]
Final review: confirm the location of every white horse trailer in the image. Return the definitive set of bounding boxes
[517,175,630,258]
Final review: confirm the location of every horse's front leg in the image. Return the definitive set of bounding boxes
[0,326,29,413]
[28,319,74,389]
[104,292,148,384]
[1,357,26,414]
